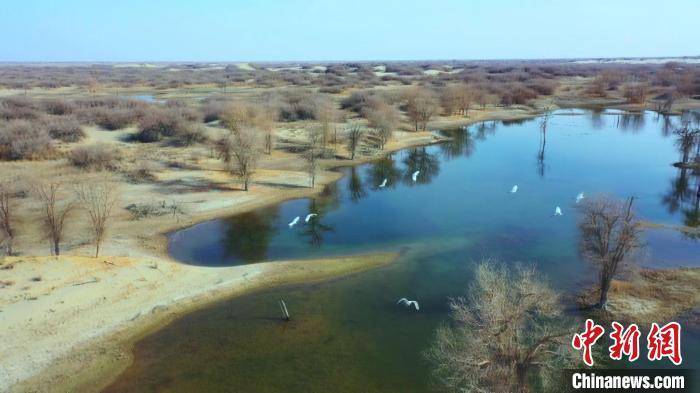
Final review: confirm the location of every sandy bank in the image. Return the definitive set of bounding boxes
[1,252,398,392]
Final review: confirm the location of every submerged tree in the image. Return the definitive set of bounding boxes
[578,196,642,310]
[537,110,551,178]
[427,261,573,393]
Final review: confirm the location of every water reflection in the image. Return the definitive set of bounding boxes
[438,128,475,160]
[589,108,604,130]
[402,147,440,185]
[299,185,339,247]
[616,112,645,133]
[473,120,497,141]
[347,166,367,202]
[367,155,402,190]
[222,208,280,263]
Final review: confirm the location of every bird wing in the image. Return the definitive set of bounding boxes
[413,301,420,310]
[397,298,408,305]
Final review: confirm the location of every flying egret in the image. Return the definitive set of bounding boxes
[411,171,420,182]
[288,216,300,228]
[554,206,563,216]
[304,213,317,223]
[379,178,388,188]
[397,298,420,311]
[510,185,518,193]
[575,192,585,204]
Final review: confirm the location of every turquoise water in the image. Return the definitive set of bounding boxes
[108,110,700,392]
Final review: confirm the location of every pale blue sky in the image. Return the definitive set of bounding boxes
[2,0,698,62]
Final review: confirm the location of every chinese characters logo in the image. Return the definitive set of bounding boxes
[572,319,682,366]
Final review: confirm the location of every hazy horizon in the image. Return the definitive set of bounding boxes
[3,0,699,63]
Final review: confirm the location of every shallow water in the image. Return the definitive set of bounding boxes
[108,110,700,392]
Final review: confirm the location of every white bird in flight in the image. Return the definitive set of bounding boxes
[304,213,317,223]
[411,171,420,182]
[510,185,518,193]
[554,206,563,216]
[397,298,420,311]
[379,178,388,188]
[288,216,300,228]
[575,192,585,204]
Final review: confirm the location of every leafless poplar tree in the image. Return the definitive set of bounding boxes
[366,101,400,149]
[579,196,642,309]
[0,177,18,255]
[34,180,75,256]
[427,261,573,393]
[303,129,323,187]
[405,86,439,131]
[75,179,119,257]
[315,96,337,148]
[345,124,364,160]
[217,127,262,191]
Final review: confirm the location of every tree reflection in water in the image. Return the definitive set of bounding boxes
[367,154,402,190]
[438,128,475,160]
[616,112,645,133]
[222,207,280,263]
[347,166,367,203]
[299,184,339,247]
[402,147,440,185]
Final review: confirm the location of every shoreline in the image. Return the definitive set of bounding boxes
[2,101,697,392]
[5,252,400,392]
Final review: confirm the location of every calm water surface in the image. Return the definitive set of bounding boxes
[108,110,700,392]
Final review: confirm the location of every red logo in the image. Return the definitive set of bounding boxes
[572,320,683,366]
[609,322,640,362]
[647,322,682,365]
[572,319,605,366]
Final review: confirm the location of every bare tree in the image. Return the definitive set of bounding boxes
[303,129,323,187]
[75,179,119,257]
[405,87,439,131]
[217,127,262,191]
[315,96,337,148]
[579,196,642,310]
[0,176,18,255]
[440,83,473,116]
[365,101,400,149]
[427,261,573,393]
[34,180,75,256]
[345,124,364,160]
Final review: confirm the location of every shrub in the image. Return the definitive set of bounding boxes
[91,108,134,130]
[42,115,85,142]
[41,98,76,115]
[134,109,186,142]
[0,96,40,120]
[68,143,121,170]
[341,90,375,113]
[277,89,317,121]
[171,124,208,146]
[201,98,230,122]
[0,120,53,160]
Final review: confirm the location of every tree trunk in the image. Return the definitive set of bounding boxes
[515,364,528,393]
[598,277,610,310]
[54,240,60,256]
